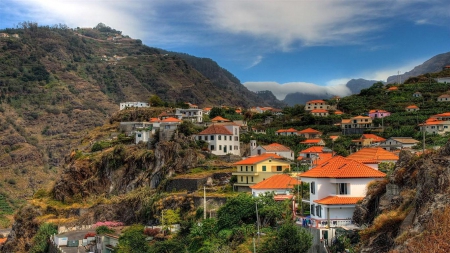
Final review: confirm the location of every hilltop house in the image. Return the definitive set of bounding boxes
[379,137,419,151]
[250,174,300,197]
[249,141,294,160]
[305,100,330,111]
[232,153,291,191]
[159,117,182,141]
[195,122,240,156]
[420,112,450,135]
[300,156,386,244]
[368,109,390,119]
[437,94,450,102]
[351,134,386,148]
[412,92,422,98]
[334,110,344,115]
[387,86,398,92]
[300,139,325,146]
[203,107,212,115]
[276,128,298,136]
[347,147,399,169]
[311,109,329,117]
[210,116,231,123]
[297,146,333,168]
[341,116,373,135]
[119,102,149,110]
[175,108,203,123]
[298,128,322,139]
[437,77,450,84]
[405,105,419,112]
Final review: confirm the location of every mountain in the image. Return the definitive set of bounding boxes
[387,51,450,84]
[346,78,383,94]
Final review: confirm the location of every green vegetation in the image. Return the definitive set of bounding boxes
[117,224,151,253]
[96,225,115,235]
[29,223,58,253]
[260,222,312,253]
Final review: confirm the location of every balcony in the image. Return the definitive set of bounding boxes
[232,171,258,176]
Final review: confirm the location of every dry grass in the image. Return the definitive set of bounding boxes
[366,178,389,196]
[360,210,407,242]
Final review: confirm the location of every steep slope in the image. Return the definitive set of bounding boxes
[346,78,383,94]
[387,51,450,83]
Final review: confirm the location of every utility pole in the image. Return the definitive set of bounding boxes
[256,202,261,246]
[203,186,207,220]
[422,122,426,154]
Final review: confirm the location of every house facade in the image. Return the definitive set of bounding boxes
[305,100,330,111]
[311,109,329,117]
[250,141,294,160]
[437,94,450,102]
[421,112,450,135]
[232,153,291,191]
[379,137,419,151]
[119,102,150,110]
[175,108,203,123]
[351,134,386,148]
[437,77,450,84]
[298,128,322,139]
[341,116,373,135]
[412,92,422,98]
[297,146,333,167]
[275,128,298,136]
[196,124,240,156]
[368,109,390,119]
[300,156,386,243]
[159,117,182,141]
[405,105,419,112]
[250,174,300,197]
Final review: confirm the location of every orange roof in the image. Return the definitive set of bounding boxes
[274,195,295,201]
[198,124,232,135]
[234,153,285,165]
[311,109,328,113]
[149,117,160,123]
[314,196,363,205]
[334,110,343,115]
[422,120,448,126]
[262,143,292,152]
[307,100,325,104]
[0,238,6,245]
[161,117,182,123]
[369,109,389,113]
[203,107,212,111]
[347,147,399,162]
[406,105,419,109]
[300,139,323,144]
[352,115,371,119]
[439,94,450,98]
[211,116,230,122]
[300,156,386,178]
[388,86,398,91]
[361,134,386,142]
[276,128,298,133]
[298,128,321,134]
[329,135,339,141]
[341,119,351,124]
[158,111,169,117]
[299,146,324,153]
[431,112,450,118]
[250,174,300,189]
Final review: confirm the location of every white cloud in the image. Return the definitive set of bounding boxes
[360,59,426,81]
[243,81,351,100]
[247,55,263,69]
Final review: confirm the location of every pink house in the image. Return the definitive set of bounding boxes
[368,109,390,119]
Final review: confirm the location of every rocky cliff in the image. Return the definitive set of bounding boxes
[354,143,450,252]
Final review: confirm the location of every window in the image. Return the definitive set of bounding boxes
[234,146,238,150]
[241,176,243,182]
[246,166,248,171]
[137,134,141,137]
[311,204,315,215]
[219,145,222,150]
[258,149,262,155]
[251,166,253,171]
[210,145,215,150]
[218,135,221,140]
[276,166,282,172]
[251,177,253,182]
[230,145,232,151]
[198,136,202,141]
[205,136,208,141]
[338,183,348,195]
[234,136,239,141]
[210,135,214,140]
[229,136,232,141]
[262,166,266,171]
[311,182,315,194]
[316,205,322,217]
[240,166,243,171]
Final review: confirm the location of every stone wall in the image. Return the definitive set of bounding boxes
[165,178,207,192]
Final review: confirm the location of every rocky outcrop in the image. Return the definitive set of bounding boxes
[355,143,450,252]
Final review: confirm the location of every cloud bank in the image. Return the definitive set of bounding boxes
[243,81,352,101]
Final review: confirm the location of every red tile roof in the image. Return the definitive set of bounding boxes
[300,156,386,178]
[388,86,398,91]
[334,110,344,115]
[311,109,328,113]
[211,116,230,122]
[298,128,321,134]
[276,128,298,133]
[361,134,386,143]
[161,117,182,123]
[234,153,285,165]
[262,143,292,152]
[314,196,363,205]
[274,195,295,201]
[300,139,324,144]
[0,238,6,245]
[347,147,399,162]
[438,94,450,98]
[198,124,233,135]
[406,105,419,109]
[158,111,169,117]
[307,100,326,104]
[299,146,324,153]
[149,117,160,123]
[369,109,389,113]
[250,174,300,189]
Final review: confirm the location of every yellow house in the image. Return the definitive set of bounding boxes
[232,153,291,192]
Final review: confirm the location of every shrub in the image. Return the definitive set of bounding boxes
[143,227,160,237]
[96,225,114,235]
[84,232,96,239]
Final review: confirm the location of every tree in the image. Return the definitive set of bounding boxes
[161,209,181,231]
[217,193,256,230]
[116,224,150,253]
[149,239,186,253]
[209,107,225,119]
[260,222,312,253]
[149,95,164,107]
[29,223,58,253]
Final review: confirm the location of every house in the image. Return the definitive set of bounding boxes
[437,94,450,102]
[195,123,240,156]
[311,109,329,117]
[159,117,182,141]
[405,105,419,112]
[341,116,373,135]
[175,108,203,123]
[412,92,422,98]
[119,102,150,110]
[210,116,231,123]
[368,109,391,119]
[305,100,330,111]
[300,156,386,243]
[420,112,450,135]
[250,141,294,160]
[203,107,212,115]
[347,147,399,169]
[298,128,322,139]
[250,174,300,197]
[387,86,398,92]
[329,135,340,142]
[300,139,325,146]
[0,33,9,38]
[436,77,450,84]
[297,146,333,167]
[251,127,266,134]
[275,128,298,136]
[99,234,119,253]
[379,137,420,151]
[232,153,291,191]
[185,102,198,109]
[351,134,386,148]
[334,110,344,115]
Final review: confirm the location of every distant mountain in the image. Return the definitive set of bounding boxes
[387,52,450,84]
[346,78,382,94]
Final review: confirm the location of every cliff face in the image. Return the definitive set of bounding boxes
[354,143,450,252]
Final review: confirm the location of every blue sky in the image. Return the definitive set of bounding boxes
[1,0,450,100]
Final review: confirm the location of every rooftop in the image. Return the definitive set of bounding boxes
[314,196,364,205]
[347,147,399,162]
[262,143,292,152]
[250,174,300,189]
[276,128,298,133]
[298,128,321,134]
[234,153,285,165]
[198,124,233,135]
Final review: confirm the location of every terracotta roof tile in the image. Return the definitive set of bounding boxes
[250,174,300,189]
[438,94,450,98]
[0,238,6,245]
[161,117,182,123]
[361,134,386,142]
[276,128,298,133]
[314,196,364,205]
[347,147,399,162]
[334,110,344,115]
[300,156,386,178]
[300,139,324,144]
[299,146,324,153]
[234,153,285,165]
[262,143,292,152]
[298,128,321,134]
[273,195,295,201]
[211,116,230,122]
[306,100,326,103]
[406,105,419,109]
[198,125,233,135]
[389,137,419,144]
[311,109,328,113]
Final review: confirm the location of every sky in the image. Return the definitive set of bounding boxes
[1,0,450,100]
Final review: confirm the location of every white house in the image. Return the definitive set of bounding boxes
[250,174,300,197]
[305,100,330,111]
[437,94,450,102]
[275,128,298,136]
[196,123,240,156]
[119,102,149,110]
[159,117,182,141]
[420,112,450,135]
[379,137,419,151]
[298,128,322,139]
[249,141,294,160]
[437,77,450,84]
[175,108,203,123]
[300,156,386,243]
